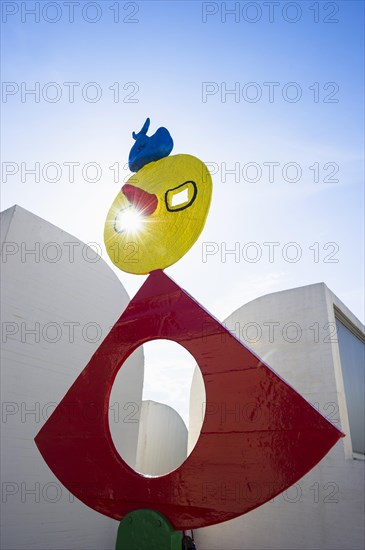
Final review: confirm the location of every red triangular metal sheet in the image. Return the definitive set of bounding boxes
[35,270,344,529]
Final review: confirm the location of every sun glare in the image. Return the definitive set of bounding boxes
[114,206,145,235]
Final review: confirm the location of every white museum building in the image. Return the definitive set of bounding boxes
[1,206,364,550]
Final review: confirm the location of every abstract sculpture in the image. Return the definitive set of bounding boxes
[35,119,344,549]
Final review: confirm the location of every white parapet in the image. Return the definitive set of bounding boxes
[135,400,188,477]
[0,205,144,550]
[189,282,365,550]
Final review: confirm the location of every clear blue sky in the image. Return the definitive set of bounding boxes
[2,1,364,424]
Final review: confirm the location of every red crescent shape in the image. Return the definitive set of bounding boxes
[35,270,344,529]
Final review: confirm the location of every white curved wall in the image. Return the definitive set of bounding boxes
[189,283,365,550]
[0,205,144,550]
[188,367,205,455]
[135,400,188,476]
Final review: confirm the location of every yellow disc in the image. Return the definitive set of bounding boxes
[104,154,212,274]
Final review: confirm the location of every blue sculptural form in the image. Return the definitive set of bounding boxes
[128,118,174,172]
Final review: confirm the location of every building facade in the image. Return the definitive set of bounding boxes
[1,206,144,550]
[189,283,365,550]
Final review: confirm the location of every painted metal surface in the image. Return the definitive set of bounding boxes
[128,118,173,172]
[115,509,181,550]
[35,270,344,530]
[104,154,212,274]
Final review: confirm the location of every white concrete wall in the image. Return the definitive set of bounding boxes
[188,367,205,455]
[135,400,188,476]
[189,283,365,550]
[1,206,144,550]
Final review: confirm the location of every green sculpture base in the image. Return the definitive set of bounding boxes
[115,509,182,550]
